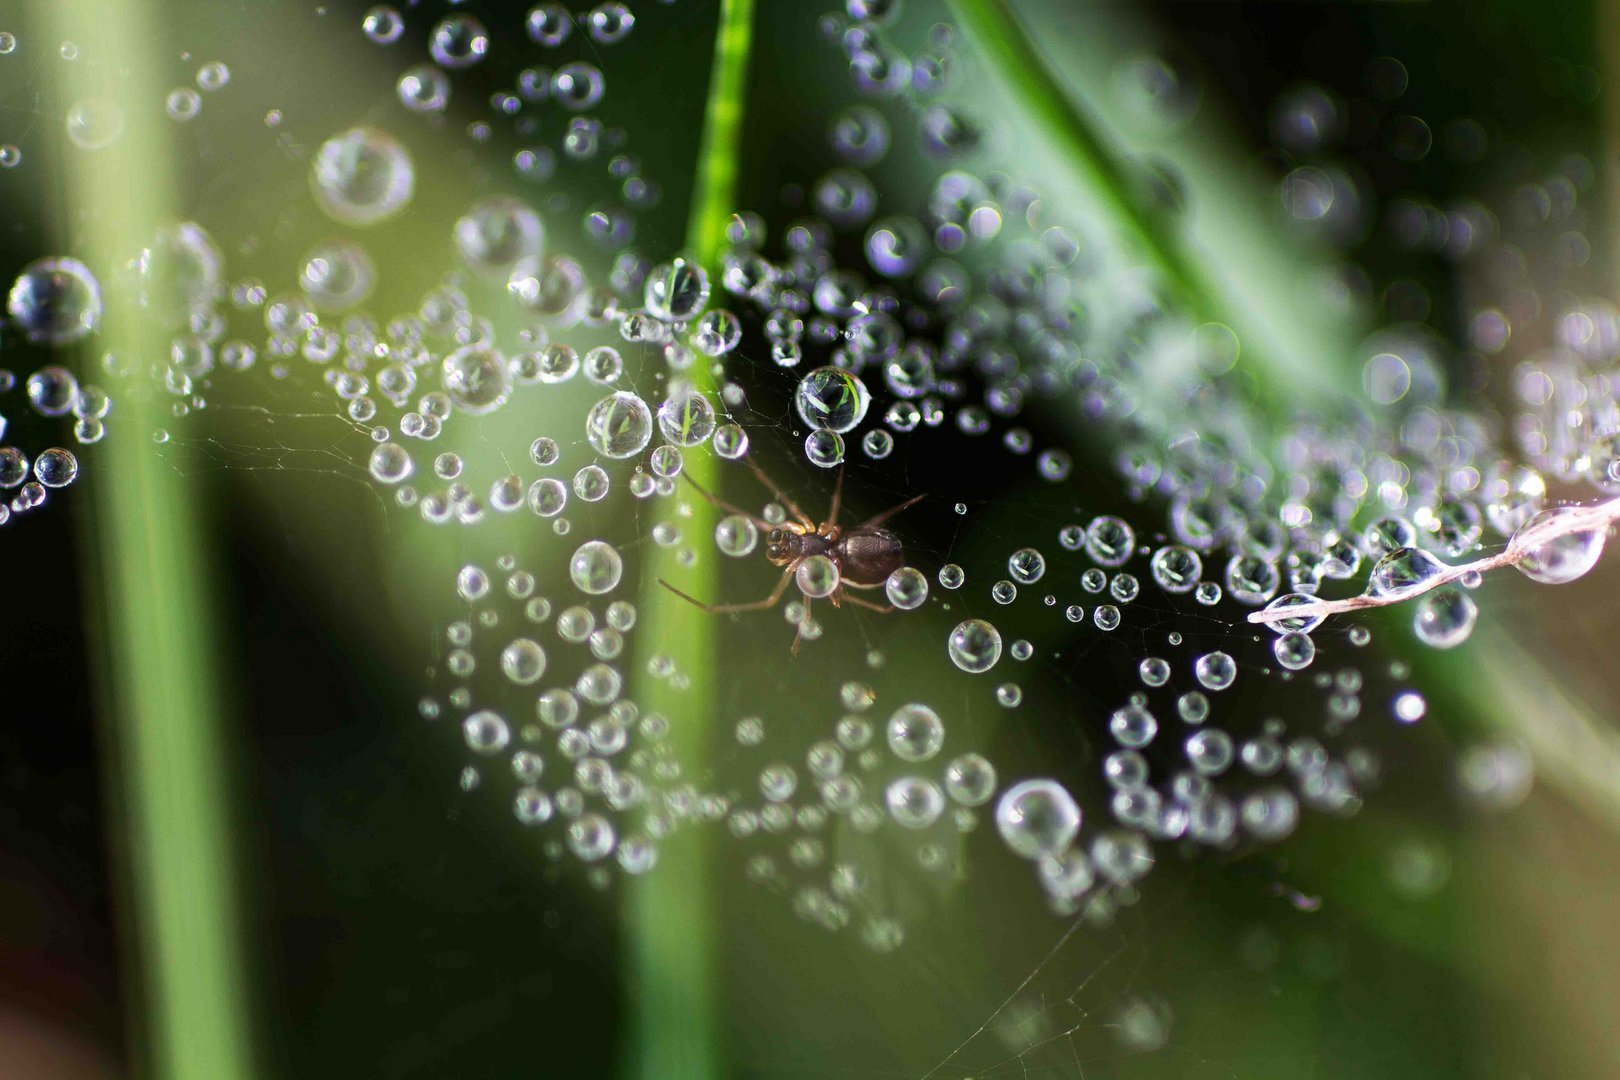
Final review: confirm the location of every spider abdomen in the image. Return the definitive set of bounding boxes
[836,527,904,585]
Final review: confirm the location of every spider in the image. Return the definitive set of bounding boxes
[658,456,924,654]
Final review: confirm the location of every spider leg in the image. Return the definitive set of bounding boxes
[840,590,895,614]
[659,564,794,614]
[791,597,811,657]
[827,463,845,528]
[856,493,925,531]
[741,454,816,530]
[679,470,773,531]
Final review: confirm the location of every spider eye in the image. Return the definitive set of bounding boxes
[767,529,783,545]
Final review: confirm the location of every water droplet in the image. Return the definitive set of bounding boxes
[1110,703,1158,748]
[1272,631,1316,670]
[441,344,511,415]
[795,366,872,434]
[1194,651,1237,691]
[803,429,845,468]
[1512,507,1606,584]
[1008,547,1046,584]
[947,618,1002,673]
[585,391,652,458]
[944,753,997,805]
[368,442,413,484]
[463,710,510,754]
[656,388,716,447]
[455,196,543,276]
[9,259,101,345]
[887,703,944,762]
[429,14,489,69]
[1085,516,1135,567]
[796,554,841,598]
[500,638,547,684]
[1259,593,1325,635]
[311,127,414,226]
[644,258,710,322]
[885,776,945,829]
[1412,587,1478,648]
[884,566,928,609]
[1149,545,1201,592]
[569,540,623,595]
[1367,546,1447,599]
[995,779,1081,859]
[32,448,77,489]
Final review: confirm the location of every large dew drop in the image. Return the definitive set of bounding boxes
[368,442,413,484]
[124,221,223,327]
[1258,593,1325,635]
[1511,507,1606,584]
[1367,546,1446,600]
[500,638,547,684]
[656,388,716,447]
[585,392,653,459]
[794,366,871,434]
[569,540,624,595]
[885,777,946,829]
[947,618,1002,673]
[795,555,840,598]
[33,448,78,489]
[887,703,944,762]
[644,257,710,322]
[884,566,928,609]
[455,196,543,276]
[300,240,375,312]
[8,258,102,345]
[995,779,1081,860]
[310,126,414,227]
[441,344,511,415]
[1412,587,1478,648]
[1085,516,1136,567]
[1109,703,1157,748]
[65,98,125,151]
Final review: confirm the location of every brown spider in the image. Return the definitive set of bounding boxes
[658,456,924,654]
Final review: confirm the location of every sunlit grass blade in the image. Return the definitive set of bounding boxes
[684,0,755,269]
[624,1,755,1077]
[37,0,258,1076]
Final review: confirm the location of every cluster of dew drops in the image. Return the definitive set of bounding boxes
[0,0,1589,934]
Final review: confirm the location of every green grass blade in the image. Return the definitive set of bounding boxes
[945,0,1356,406]
[95,419,256,1080]
[36,0,257,1076]
[625,2,755,1077]
[945,0,1213,315]
[685,0,756,267]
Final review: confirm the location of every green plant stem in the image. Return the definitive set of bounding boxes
[38,1,257,1076]
[624,2,754,1078]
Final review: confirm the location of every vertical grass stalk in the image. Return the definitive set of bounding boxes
[37,0,257,1076]
[624,1,754,1077]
